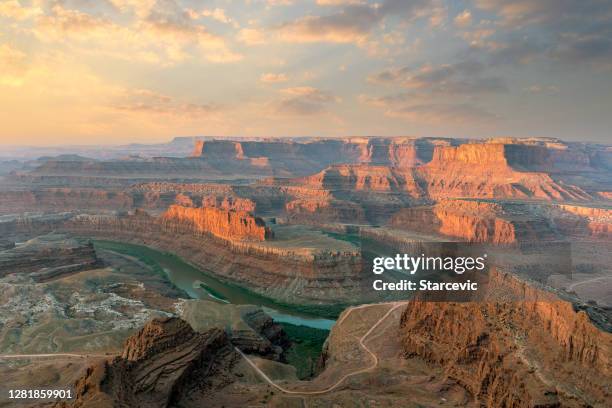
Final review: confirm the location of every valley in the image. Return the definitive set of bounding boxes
[0,136,610,407]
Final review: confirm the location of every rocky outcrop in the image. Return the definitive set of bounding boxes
[60,317,239,408]
[159,205,273,242]
[390,200,517,244]
[285,197,366,224]
[201,195,257,212]
[236,308,290,359]
[298,164,425,195]
[178,300,290,361]
[418,143,592,201]
[0,233,99,280]
[400,269,612,407]
[190,137,440,170]
[389,200,562,244]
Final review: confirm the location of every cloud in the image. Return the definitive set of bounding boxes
[474,0,612,68]
[386,102,498,123]
[523,85,560,94]
[34,5,116,39]
[369,60,507,95]
[454,10,472,28]
[107,0,156,18]
[188,7,239,28]
[460,28,495,47]
[473,0,610,27]
[28,2,242,64]
[0,0,42,21]
[276,87,338,115]
[277,5,379,43]
[200,8,231,24]
[260,73,289,83]
[113,88,219,117]
[267,0,294,5]
[480,38,545,66]
[361,93,497,123]
[316,0,365,5]
[237,27,266,45]
[553,34,612,69]
[277,0,431,44]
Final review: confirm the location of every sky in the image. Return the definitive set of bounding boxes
[0,0,611,146]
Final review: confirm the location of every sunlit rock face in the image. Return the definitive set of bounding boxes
[159,205,273,242]
[400,269,612,408]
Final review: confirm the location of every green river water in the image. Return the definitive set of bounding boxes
[93,240,337,330]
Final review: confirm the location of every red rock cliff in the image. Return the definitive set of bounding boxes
[160,205,273,242]
[390,200,518,244]
[419,143,591,201]
[400,269,612,407]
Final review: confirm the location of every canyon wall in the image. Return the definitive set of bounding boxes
[285,197,367,224]
[418,144,593,201]
[388,200,561,244]
[0,189,133,215]
[62,211,364,305]
[190,137,441,169]
[400,269,612,407]
[159,205,273,242]
[389,200,517,244]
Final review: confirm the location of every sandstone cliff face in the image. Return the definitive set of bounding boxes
[389,199,572,244]
[504,142,612,172]
[418,144,592,201]
[429,143,510,168]
[400,269,612,407]
[191,140,245,159]
[300,164,425,195]
[62,211,363,304]
[190,137,439,170]
[60,317,238,408]
[389,200,518,244]
[159,205,273,242]
[285,197,366,224]
[201,195,257,212]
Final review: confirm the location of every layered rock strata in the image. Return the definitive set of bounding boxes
[400,269,612,407]
[417,143,593,201]
[159,205,273,242]
[59,318,239,408]
[389,200,559,244]
[62,210,363,304]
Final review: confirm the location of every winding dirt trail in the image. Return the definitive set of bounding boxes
[236,301,406,395]
[0,302,407,397]
[567,276,612,291]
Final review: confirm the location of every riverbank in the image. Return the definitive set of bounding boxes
[92,240,342,324]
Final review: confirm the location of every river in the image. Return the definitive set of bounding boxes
[93,240,336,330]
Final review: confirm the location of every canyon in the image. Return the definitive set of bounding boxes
[0,136,610,407]
[55,269,611,407]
